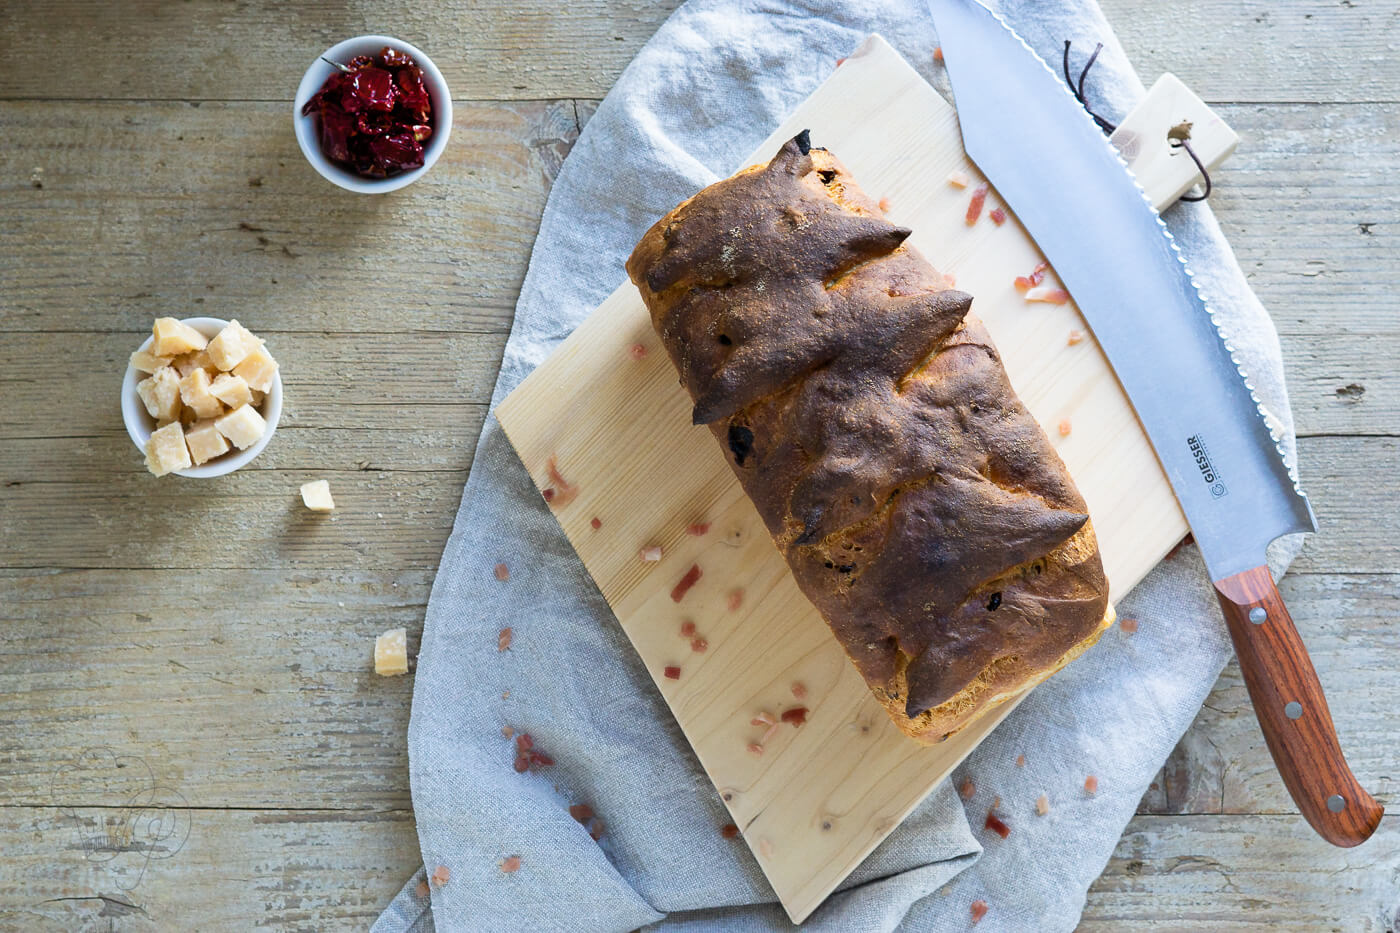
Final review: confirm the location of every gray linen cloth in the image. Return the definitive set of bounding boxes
[373,1,1305,929]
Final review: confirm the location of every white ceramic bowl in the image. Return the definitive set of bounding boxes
[293,35,452,193]
[121,317,283,478]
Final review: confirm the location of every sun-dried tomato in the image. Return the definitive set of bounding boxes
[670,564,702,602]
[301,46,433,178]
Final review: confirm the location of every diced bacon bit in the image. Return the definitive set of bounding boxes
[670,563,702,602]
[679,620,697,638]
[933,46,944,62]
[415,880,430,898]
[431,865,450,887]
[1067,329,1086,346]
[691,637,708,653]
[965,183,989,225]
[989,207,1007,226]
[686,522,711,536]
[1014,260,1050,292]
[590,516,602,530]
[1015,754,1026,768]
[664,665,682,680]
[747,742,765,756]
[502,725,514,739]
[639,545,663,562]
[544,455,579,507]
[726,588,744,611]
[761,722,781,743]
[971,900,988,924]
[943,271,957,288]
[1058,418,1073,437]
[1025,286,1071,305]
[589,819,605,841]
[494,563,510,582]
[984,810,1011,839]
[946,169,971,189]
[629,342,648,359]
[501,690,510,699]
[780,706,809,727]
[1085,775,1099,795]
[511,733,555,771]
[500,855,522,874]
[542,487,555,502]
[836,56,846,67]
[878,196,893,213]
[569,804,594,823]
[1036,794,1051,816]
[721,823,740,839]
[790,681,808,700]
[960,778,976,800]
[751,710,776,726]
[497,627,513,651]
[1120,618,1139,633]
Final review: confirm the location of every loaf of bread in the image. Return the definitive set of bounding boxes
[626,132,1113,743]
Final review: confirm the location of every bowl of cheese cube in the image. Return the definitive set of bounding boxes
[122,317,283,478]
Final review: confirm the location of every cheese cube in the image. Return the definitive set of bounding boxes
[173,349,216,379]
[144,422,192,476]
[178,368,225,420]
[136,365,183,423]
[129,348,172,374]
[208,373,253,409]
[300,479,335,511]
[214,404,267,450]
[232,347,278,393]
[184,420,230,465]
[374,628,410,676]
[151,317,209,356]
[206,319,264,371]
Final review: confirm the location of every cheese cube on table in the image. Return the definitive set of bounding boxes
[129,348,172,374]
[214,404,266,450]
[136,365,183,423]
[208,373,253,409]
[300,479,335,512]
[173,349,216,379]
[206,319,264,371]
[151,317,209,356]
[178,368,225,420]
[232,347,278,393]
[374,628,410,676]
[144,422,192,476]
[184,420,230,465]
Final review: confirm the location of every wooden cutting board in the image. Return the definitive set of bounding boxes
[497,35,1196,924]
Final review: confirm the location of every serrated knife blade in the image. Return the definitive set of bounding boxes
[929,0,1380,847]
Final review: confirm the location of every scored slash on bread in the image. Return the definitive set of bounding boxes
[626,131,1112,743]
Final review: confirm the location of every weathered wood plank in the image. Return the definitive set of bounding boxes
[0,1,1395,103]
[0,99,581,334]
[1294,437,1400,574]
[0,0,683,101]
[1139,573,1400,816]
[1082,814,1400,930]
[0,570,431,808]
[0,805,420,931]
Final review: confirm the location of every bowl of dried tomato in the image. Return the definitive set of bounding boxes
[294,36,451,193]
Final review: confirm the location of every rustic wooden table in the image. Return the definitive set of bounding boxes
[1,1,1395,929]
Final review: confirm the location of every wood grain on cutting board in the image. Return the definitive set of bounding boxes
[496,35,1188,923]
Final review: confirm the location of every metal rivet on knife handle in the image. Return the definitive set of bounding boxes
[1327,795,1347,813]
[1249,607,1267,624]
[1285,701,1303,720]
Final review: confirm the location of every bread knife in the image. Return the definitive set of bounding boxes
[929,0,1381,846]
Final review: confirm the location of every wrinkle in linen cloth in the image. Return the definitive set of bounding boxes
[372,1,1305,930]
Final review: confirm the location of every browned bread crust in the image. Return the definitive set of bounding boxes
[626,133,1111,743]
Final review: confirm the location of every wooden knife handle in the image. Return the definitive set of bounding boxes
[1214,565,1382,847]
